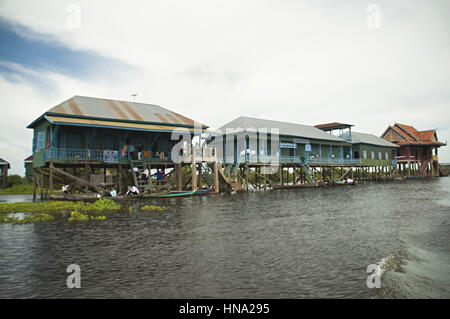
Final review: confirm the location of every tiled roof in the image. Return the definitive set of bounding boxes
[388,123,446,146]
[395,123,419,141]
[397,140,446,146]
[416,130,435,141]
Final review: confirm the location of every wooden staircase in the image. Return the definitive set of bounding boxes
[129,157,152,193]
[418,160,429,176]
[214,163,245,191]
[301,163,315,184]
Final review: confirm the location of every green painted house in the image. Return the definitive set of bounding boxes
[212,116,355,165]
[315,122,398,166]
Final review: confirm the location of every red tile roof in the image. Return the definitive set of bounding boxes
[391,124,445,146]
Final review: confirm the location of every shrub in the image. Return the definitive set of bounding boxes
[7,175,25,187]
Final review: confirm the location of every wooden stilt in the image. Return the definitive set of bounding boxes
[49,163,53,197]
[177,163,183,191]
[191,145,197,191]
[213,161,219,193]
[33,169,37,202]
[197,163,203,189]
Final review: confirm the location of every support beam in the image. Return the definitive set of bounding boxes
[49,163,53,196]
[191,145,197,191]
[50,163,103,193]
[177,163,183,191]
[213,162,220,193]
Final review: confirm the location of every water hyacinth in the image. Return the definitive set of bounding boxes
[0,199,121,214]
[68,211,107,222]
[0,213,54,224]
[140,205,165,212]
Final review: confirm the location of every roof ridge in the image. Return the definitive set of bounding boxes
[394,123,418,141]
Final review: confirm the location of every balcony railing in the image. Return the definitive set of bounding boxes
[306,158,362,165]
[218,155,363,165]
[43,148,172,162]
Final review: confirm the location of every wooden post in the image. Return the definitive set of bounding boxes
[213,161,219,193]
[33,169,37,202]
[118,165,123,194]
[191,145,197,191]
[176,163,183,191]
[197,163,203,189]
[40,171,44,201]
[245,165,249,191]
[84,164,90,191]
[49,163,53,197]
[280,166,283,185]
[431,160,435,177]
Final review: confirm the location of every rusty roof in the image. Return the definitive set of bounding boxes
[31,95,207,128]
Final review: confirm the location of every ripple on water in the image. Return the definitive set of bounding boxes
[0,178,449,298]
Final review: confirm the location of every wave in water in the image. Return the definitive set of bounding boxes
[376,243,450,298]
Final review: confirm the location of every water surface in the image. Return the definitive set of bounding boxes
[0,178,449,298]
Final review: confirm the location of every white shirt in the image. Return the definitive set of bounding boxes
[130,186,139,194]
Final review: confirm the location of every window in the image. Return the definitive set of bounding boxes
[385,152,389,160]
[378,152,382,160]
[371,151,375,159]
[363,150,367,159]
[36,132,46,150]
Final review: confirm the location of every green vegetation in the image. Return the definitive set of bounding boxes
[0,199,121,214]
[7,174,25,187]
[0,213,53,224]
[68,211,106,222]
[0,184,35,195]
[140,205,165,212]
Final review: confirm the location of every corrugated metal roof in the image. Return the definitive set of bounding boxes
[45,95,206,128]
[46,116,216,134]
[0,157,10,168]
[315,122,353,130]
[217,116,348,143]
[351,132,399,148]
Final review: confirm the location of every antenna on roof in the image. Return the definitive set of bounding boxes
[131,93,138,103]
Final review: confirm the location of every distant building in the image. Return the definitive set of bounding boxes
[314,123,399,166]
[381,123,447,176]
[24,155,33,181]
[0,157,10,189]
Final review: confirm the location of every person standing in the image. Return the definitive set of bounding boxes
[137,143,143,160]
[156,169,163,186]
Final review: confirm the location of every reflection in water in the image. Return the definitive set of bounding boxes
[0,178,449,298]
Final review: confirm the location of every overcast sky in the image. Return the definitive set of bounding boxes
[0,0,449,174]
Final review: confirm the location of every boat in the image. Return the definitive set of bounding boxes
[146,190,197,198]
[273,183,316,189]
[194,189,211,196]
[331,180,357,186]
